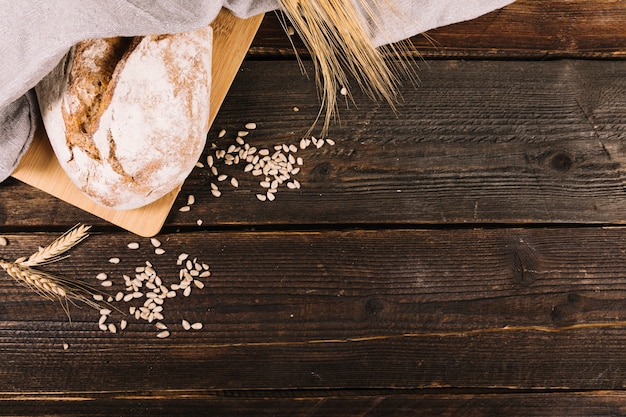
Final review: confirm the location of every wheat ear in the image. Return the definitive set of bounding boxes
[278,0,411,137]
[0,224,105,317]
[18,223,91,267]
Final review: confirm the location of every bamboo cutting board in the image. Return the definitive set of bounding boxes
[12,9,264,237]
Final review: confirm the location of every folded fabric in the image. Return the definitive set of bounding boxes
[0,0,514,181]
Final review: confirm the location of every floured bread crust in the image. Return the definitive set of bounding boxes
[35,25,212,210]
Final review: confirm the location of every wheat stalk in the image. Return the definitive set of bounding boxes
[278,0,414,137]
[18,223,91,267]
[0,224,105,317]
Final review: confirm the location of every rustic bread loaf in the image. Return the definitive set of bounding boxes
[35,25,213,210]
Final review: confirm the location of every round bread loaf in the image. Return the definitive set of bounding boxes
[35,25,212,210]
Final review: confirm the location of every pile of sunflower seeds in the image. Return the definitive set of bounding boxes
[94,238,209,339]
[190,122,335,206]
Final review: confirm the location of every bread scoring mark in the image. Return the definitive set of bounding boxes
[106,129,133,181]
[62,37,142,162]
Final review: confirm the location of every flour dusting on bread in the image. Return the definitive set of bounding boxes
[36,25,213,210]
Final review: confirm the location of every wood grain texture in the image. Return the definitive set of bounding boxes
[3,392,626,417]
[1,227,626,397]
[5,59,626,228]
[251,0,626,59]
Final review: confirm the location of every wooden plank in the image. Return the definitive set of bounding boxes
[4,59,626,228]
[10,10,264,237]
[2,392,626,416]
[2,227,626,393]
[156,59,626,226]
[251,0,626,59]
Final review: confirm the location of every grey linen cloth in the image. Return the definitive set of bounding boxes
[0,0,514,181]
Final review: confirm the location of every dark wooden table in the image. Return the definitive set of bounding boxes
[4,1,626,415]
